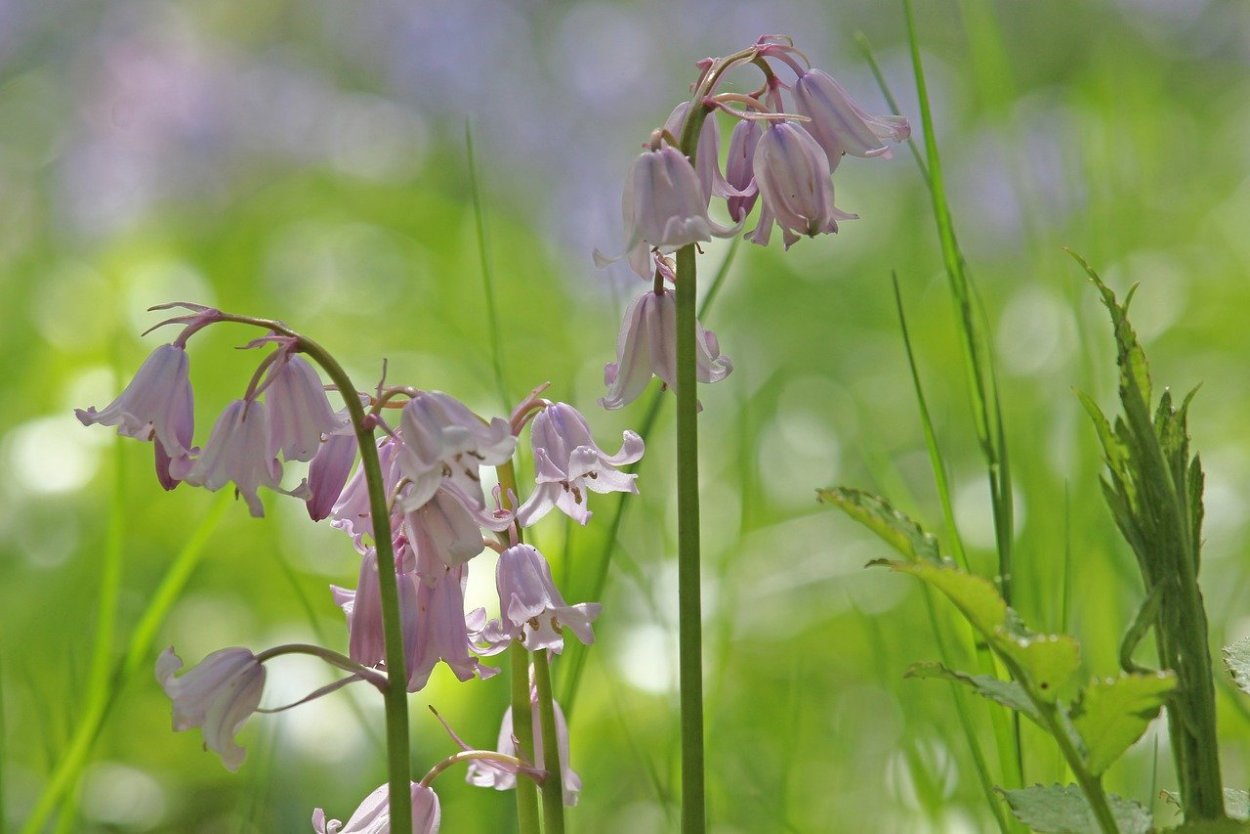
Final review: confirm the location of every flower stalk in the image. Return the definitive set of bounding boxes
[533,649,565,834]
[674,98,714,834]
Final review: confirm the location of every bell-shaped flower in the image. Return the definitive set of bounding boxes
[156,646,266,772]
[466,689,582,806]
[264,354,344,462]
[749,122,857,249]
[517,402,644,526]
[76,343,194,489]
[600,287,732,411]
[332,437,405,545]
[396,391,515,513]
[180,399,297,517]
[484,544,599,654]
[724,119,761,222]
[406,483,512,580]
[331,550,420,670]
[307,429,358,521]
[662,101,729,206]
[312,781,441,834]
[407,566,497,692]
[792,68,910,169]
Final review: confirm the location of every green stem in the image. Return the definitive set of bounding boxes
[533,651,566,834]
[295,335,413,834]
[510,643,542,834]
[673,92,715,834]
[497,459,542,834]
[1037,704,1119,834]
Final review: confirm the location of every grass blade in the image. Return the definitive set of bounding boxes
[465,121,510,409]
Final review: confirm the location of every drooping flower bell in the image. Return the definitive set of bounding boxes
[466,687,582,806]
[663,101,727,206]
[306,427,357,522]
[724,119,762,222]
[332,436,405,544]
[263,353,344,463]
[156,646,266,772]
[517,401,644,526]
[405,566,497,692]
[312,781,441,834]
[179,398,300,517]
[396,391,515,513]
[75,343,195,490]
[600,286,732,411]
[749,121,858,249]
[791,68,910,170]
[484,544,599,654]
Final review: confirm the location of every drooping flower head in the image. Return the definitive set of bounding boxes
[601,287,732,411]
[156,646,266,772]
[466,688,582,806]
[312,782,441,834]
[306,427,358,521]
[749,121,858,249]
[517,401,644,526]
[75,343,194,489]
[484,544,600,654]
[791,68,911,169]
[724,119,762,222]
[262,353,344,463]
[396,391,515,512]
[179,398,300,517]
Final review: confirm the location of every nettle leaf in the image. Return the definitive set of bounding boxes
[1002,633,1082,704]
[1070,672,1177,776]
[1070,251,1152,407]
[1223,638,1250,696]
[816,487,941,563]
[884,560,1008,636]
[999,784,1153,834]
[882,560,1080,698]
[905,661,1040,722]
[1161,789,1250,821]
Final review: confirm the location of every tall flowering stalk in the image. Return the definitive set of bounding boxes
[597,36,908,832]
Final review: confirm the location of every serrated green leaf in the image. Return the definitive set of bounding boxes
[1224,638,1250,695]
[1166,821,1250,834]
[1070,672,1177,776]
[905,661,1040,722]
[883,559,1008,637]
[1002,633,1082,704]
[1070,252,1152,407]
[999,784,1153,834]
[817,487,941,563]
[1161,788,1250,821]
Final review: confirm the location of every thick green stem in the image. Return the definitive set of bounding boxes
[510,643,543,834]
[534,651,566,834]
[674,243,705,834]
[497,460,542,834]
[295,335,413,834]
[673,95,713,834]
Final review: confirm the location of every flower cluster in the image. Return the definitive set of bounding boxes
[597,36,908,410]
[79,305,643,827]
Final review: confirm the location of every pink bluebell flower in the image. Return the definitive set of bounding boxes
[749,122,857,249]
[75,343,194,489]
[662,101,727,205]
[180,399,298,517]
[406,566,497,692]
[264,354,344,462]
[724,119,762,222]
[466,688,582,806]
[483,544,599,654]
[517,401,644,526]
[332,436,405,544]
[396,391,515,513]
[791,68,910,170]
[156,646,265,772]
[306,427,358,521]
[600,287,732,410]
[312,781,441,834]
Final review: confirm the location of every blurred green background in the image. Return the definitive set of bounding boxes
[3,0,1250,831]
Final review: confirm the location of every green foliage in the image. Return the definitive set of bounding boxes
[1070,673,1178,777]
[1224,639,1250,696]
[997,784,1153,834]
[816,487,941,564]
[905,661,1039,722]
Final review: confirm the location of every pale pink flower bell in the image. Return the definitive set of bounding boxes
[600,287,732,411]
[180,399,291,517]
[264,354,344,462]
[76,343,194,490]
[156,646,265,772]
[750,122,858,249]
[487,544,599,654]
[792,68,910,170]
[312,781,441,834]
[517,402,644,526]
[396,391,515,512]
[466,690,582,806]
